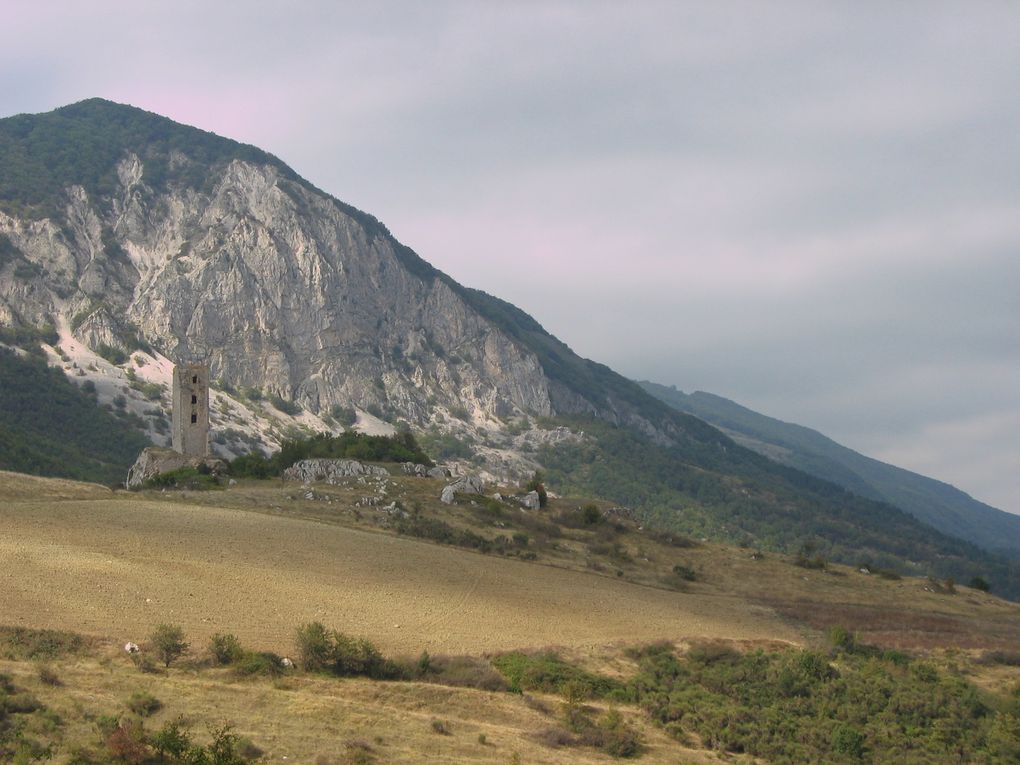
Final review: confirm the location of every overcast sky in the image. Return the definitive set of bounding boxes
[3,1,1018,514]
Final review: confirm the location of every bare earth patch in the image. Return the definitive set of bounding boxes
[0,489,799,656]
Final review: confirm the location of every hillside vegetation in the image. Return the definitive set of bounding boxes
[0,347,150,485]
[539,418,1020,600]
[1,98,1016,608]
[640,381,1020,558]
[1,472,1019,763]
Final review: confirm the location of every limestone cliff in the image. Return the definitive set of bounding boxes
[0,99,716,473]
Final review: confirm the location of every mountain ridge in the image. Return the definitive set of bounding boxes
[639,381,1020,558]
[2,98,1018,597]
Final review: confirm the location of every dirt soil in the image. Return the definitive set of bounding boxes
[0,474,800,656]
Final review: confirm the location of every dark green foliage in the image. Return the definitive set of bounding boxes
[0,99,294,219]
[0,233,21,266]
[626,642,1019,763]
[94,343,127,366]
[294,622,398,680]
[0,323,59,349]
[0,347,151,485]
[539,417,1020,600]
[234,651,286,678]
[491,652,622,699]
[141,466,219,491]
[969,576,991,592]
[227,451,273,479]
[231,431,431,478]
[418,430,473,461]
[640,381,1020,559]
[393,510,513,555]
[268,393,302,416]
[330,405,357,427]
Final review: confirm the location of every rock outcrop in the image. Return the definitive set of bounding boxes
[282,458,389,484]
[125,447,226,488]
[440,474,485,504]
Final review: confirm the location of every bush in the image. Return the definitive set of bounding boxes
[95,343,128,366]
[671,563,698,581]
[150,623,188,668]
[269,394,302,416]
[235,651,286,677]
[140,467,219,491]
[126,691,162,717]
[330,405,358,427]
[210,633,244,665]
[491,652,622,698]
[969,576,991,592]
[295,622,395,679]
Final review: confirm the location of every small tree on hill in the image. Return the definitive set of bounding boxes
[150,623,189,668]
[526,471,548,508]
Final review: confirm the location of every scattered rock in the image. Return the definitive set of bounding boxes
[124,642,139,653]
[282,458,389,484]
[440,474,484,504]
[401,462,429,476]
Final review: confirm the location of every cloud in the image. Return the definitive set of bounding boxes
[2,1,1018,514]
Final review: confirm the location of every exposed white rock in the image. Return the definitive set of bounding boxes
[282,458,389,484]
[440,474,485,504]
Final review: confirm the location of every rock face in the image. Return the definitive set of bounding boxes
[440,475,485,504]
[125,446,226,488]
[282,458,389,484]
[0,100,704,472]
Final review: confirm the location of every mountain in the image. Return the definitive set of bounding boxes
[1,98,1018,597]
[638,381,1020,558]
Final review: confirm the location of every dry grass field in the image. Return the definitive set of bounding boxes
[3,469,1020,763]
[0,472,803,657]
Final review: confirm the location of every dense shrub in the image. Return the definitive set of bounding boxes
[295,622,397,679]
[230,431,432,478]
[491,652,622,699]
[209,633,244,665]
[141,466,219,491]
[626,641,1020,763]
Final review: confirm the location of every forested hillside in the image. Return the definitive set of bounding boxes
[640,381,1020,558]
[0,346,150,485]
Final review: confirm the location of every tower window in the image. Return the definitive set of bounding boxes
[191,413,197,423]
[192,375,198,384]
[191,394,197,404]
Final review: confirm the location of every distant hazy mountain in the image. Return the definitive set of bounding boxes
[2,98,1018,597]
[639,381,1020,558]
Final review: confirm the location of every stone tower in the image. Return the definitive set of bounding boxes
[172,361,209,457]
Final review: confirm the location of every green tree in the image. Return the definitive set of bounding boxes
[150,623,189,668]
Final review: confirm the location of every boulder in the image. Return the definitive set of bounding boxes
[282,458,390,484]
[427,466,452,479]
[125,447,227,489]
[519,490,542,510]
[401,462,430,476]
[440,474,485,504]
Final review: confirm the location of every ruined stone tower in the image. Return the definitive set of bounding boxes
[172,361,209,457]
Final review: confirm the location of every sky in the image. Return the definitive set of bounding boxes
[2,1,1018,514]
